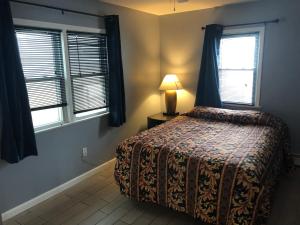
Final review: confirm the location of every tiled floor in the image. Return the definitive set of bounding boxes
[4,159,300,225]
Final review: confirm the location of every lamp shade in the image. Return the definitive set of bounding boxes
[159,74,183,91]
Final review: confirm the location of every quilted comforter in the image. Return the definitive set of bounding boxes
[114,107,290,225]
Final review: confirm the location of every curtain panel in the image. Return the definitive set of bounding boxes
[0,0,37,163]
[195,24,224,108]
[105,15,126,127]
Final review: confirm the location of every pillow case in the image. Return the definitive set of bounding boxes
[184,106,282,128]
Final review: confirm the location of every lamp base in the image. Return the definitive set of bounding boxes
[163,112,179,116]
[165,90,177,115]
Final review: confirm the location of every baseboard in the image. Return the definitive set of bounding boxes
[1,158,115,221]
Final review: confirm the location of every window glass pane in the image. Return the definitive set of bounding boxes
[71,76,107,113]
[26,80,63,110]
[219,35,257,69]
[31,108,62,128]
[16,32,57,79]
[219,70,254,105]
[219,33,259,105]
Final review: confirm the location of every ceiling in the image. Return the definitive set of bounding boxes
[98,0,258,16]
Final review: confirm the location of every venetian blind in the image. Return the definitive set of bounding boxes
[16,27,67,111]
[67,31,109,114]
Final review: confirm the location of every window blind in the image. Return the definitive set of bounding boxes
[67,31,109,114]
[15,27,67,111]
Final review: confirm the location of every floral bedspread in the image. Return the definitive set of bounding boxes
[114,107,290,225]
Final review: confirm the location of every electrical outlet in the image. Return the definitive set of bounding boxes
[82,147,88,157]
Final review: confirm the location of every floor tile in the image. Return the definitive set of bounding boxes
[4,160,300,225]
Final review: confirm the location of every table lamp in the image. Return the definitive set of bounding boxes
[159,74,183,116]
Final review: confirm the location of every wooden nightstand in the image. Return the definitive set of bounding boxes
[147,113,178,129]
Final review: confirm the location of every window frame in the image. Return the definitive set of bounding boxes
[14,18,109,133]
[219,26,265,108]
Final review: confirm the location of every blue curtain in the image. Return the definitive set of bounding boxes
[104,15,126,127]
[195,24,224,108]
[0,0,37,163]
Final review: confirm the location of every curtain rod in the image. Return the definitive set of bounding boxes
[201,19,280,30]
[9,0,105,18]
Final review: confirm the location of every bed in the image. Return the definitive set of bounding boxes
[114,107,291,225]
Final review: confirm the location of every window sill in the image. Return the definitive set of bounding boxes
[34,112,109,134]
[223,103,261,111]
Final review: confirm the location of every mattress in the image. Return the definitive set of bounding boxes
[114,107,290,225]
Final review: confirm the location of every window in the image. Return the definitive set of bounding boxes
[218,27,264,107]
[15,21,109,131]
[67,32,109,117]
[16,27,66,128]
